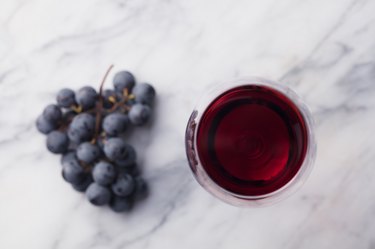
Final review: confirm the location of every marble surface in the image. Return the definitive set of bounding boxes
[1,0,375,248]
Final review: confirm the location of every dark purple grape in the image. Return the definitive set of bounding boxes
[86,183,112,206]
[57,88,76,108]
[36,115,57,134]
[76,142,101,164]
[128,104,151,126]
[62,158,86,184]
[75,86,98,110]
[111,173,135,197]
[113,71,135,93]
[132,83,155,105]
[72,175,93,192]
[102,113,129,136]
[46,131,69,154]
[115,144,136,168]
[103,138,128,161]
[68,113,95,144]
[43,104,63,124]
[92,161,117,186]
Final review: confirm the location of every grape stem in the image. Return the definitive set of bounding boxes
[92,65,114,144]
[109,88,132,112]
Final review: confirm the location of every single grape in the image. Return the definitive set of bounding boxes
[76,142,101,164]
[109,195,133,212]
[103,138,128,160]
[92,161,117,186]
[62,158,86,184]
[36,115,57,134]
[75,86,98,110]
[46,131,69,154]
[57,88,76,108]
[128,104,151,126]
[72,175,93,192]
[132,83,155,105]
[102,113,129,136]
[113,71,135,93]
[111,173,135,197]
[115,144,136,168]
[68,113,95,144]
[86,183,112,206]
[43,104,63,124]
[61,150,77,166]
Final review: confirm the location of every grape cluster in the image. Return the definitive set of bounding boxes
[36,68,155,212]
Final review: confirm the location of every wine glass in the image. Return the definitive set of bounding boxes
[185,77,316,206]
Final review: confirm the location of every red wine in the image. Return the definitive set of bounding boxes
[196,85,308,196]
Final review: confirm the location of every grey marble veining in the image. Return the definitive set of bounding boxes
[1,0,375,248]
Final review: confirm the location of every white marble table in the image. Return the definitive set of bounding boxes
[1,0,375,248]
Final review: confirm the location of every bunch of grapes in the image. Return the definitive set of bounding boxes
[36,66,155,212]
